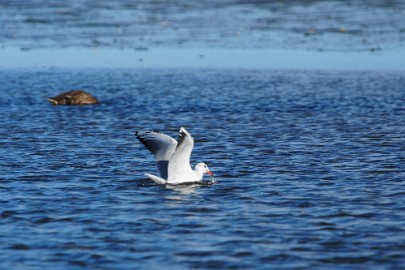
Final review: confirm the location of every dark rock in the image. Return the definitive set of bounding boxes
[48,90,99,105]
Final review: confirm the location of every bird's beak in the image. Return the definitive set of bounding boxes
[207,170,214,176]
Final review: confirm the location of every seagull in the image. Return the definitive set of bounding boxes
[135,127,214,185]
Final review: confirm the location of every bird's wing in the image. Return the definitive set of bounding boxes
[167,127,195,183]
[135,131,177,160]
[135,131,177,179]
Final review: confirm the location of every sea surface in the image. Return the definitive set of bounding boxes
[1,0,405,51]
[1,0,405,269]
[0,69,404,269]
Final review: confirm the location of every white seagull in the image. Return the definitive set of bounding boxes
[135,127,214,185]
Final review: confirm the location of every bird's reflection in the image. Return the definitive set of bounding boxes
[164,180,216,202]
[165,183,201,194]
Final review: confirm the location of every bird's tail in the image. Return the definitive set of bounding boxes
[145,173,166,185]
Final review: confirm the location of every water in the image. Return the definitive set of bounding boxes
[3,47,405,70]
[1,0,405,51]
[0,69,404,269]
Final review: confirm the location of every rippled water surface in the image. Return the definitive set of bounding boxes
[2,0,405,50]
[0,69,404,269]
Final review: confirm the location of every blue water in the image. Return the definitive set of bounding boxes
[2,0,405,51]
[0,69,404,269]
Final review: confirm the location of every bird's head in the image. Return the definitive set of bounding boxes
[196,162,214,176]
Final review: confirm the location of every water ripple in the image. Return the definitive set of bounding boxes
[0,69,404,269]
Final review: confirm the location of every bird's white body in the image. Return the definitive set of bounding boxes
[136,127,213,185]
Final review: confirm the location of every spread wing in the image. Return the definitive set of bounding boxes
[135,131,177,179]
[167,127,194,183]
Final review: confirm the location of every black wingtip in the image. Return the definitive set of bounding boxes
[135,130,147,143]
[177,128,187,147]
[135,132,148,149]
